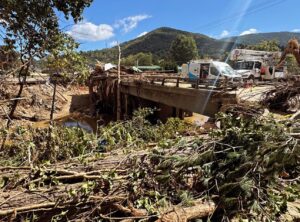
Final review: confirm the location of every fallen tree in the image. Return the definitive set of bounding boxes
[0,108,299,221]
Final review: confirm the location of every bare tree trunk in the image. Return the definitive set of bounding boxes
[7,62,29,127]
[116,43,122,120]
[46,75,59,161]
[50,79,57,122]
[1,62,30,150]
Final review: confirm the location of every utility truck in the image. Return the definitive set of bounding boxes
[181,60,241,81]
[229,49,287,80]
[181,60,241,88]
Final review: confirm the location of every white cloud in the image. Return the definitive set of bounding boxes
[109,41,118,47]
[240,28,258,36]
[115,14,151,33]
[292,29,300,33]
[137,31,148,38]
[67,22,114,41]
[220,30,230,38]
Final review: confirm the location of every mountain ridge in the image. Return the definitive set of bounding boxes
[223,31,300,46]
[81,27,300,64]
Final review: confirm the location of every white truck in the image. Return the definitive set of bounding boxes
[230,49,287,81]
[181,60,241,81]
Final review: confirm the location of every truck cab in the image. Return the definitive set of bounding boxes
[233,60,262,80]
[230,49,287,81]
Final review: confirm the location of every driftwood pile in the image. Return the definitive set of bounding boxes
[260,80,300,112]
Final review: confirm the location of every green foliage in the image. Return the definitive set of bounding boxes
[0,108,189,165]
[205,113,299,219]
[1,109,299,220]
[228,32,300,46]
[286,54,300,74]
[122,52,154,66]
[1,125,97,166]
[46,34,89,83]
[169,34,199,65]
[1,0,92,59]
[98,108,189,151]
[127,112,299,220]
[159,59,178,72]
[80,28,300,66]
[81,47,119,66]
[246,40,280,52]
[80,27,232,64]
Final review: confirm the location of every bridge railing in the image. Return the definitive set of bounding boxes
[90,74,241,90]
[143,75,241,90]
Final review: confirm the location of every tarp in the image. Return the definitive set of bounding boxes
[104,63,116,71]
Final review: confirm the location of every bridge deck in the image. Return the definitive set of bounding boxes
[120,81,236,117]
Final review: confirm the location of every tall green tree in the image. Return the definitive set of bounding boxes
[0,0,92,124]
[169,34,198,65]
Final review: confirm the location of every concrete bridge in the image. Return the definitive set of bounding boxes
[120,81,236,117]
[89,76,237,119]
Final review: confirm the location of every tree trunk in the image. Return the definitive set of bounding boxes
[1,62,30,150]
[7,62,30,127]
[50,79,57,122]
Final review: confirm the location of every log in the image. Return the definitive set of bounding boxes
[0,145,216,221]
[0,192,126,217]
[156,201,215,222]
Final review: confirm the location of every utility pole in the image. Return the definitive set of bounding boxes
[116,43,122,120]
[50,74,57,123]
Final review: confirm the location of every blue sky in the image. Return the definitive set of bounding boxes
[61,0,300,51]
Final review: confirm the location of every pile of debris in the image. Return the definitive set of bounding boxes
[0,151,215,221]
[0,82,68,124]
[261,80,300,112]
[0,108,299,221]
[90,61,137,78]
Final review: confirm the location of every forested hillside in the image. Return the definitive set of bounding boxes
[81,27,234,65]
[81,27,300,66]
[224,31,300,46]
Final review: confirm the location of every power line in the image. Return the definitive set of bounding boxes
[191,0,287,33]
